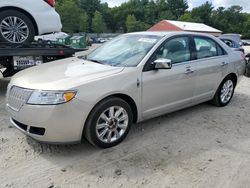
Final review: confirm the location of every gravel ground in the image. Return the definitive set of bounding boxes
[1,46,250,188]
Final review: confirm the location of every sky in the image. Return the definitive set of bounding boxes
[101,0,250,12]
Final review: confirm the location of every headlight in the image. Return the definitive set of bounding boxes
[27,90,77,105]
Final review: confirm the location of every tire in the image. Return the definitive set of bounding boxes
[211,75,236,107]
[84,97,133,148]
[0,10,35,44]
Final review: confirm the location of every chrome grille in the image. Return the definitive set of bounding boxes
[7,86,33,111]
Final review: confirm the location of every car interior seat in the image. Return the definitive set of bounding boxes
[165,41,190,63]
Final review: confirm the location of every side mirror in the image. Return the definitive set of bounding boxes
[153,58,172,69]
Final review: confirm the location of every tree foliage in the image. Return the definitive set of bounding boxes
[126,15,150,32]
[92,11,107,33]
[79,0,101,31]
[56,0,88,33]
[166,0,189,19]
[126,15,138,32]
[56,0,250,38]
[191,1,213,25]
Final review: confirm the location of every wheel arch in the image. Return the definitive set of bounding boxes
[81,93,139,143]
[211,72,238,107]
[110,93,138,123]
[0,6,38,35]
[85,93,138,126]
[226,73,238,86]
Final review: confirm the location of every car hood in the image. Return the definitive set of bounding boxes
[10,57,124,90]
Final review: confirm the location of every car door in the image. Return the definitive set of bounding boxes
[190,36,229,102]
[141,36,195,119]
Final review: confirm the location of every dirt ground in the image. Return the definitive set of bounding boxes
[1,48,250,188]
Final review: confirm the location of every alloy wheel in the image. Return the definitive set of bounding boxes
[0,16,29,43]
[220,80,234,104]
[96,106,129,143]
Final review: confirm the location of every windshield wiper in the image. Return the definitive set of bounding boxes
[87,58,104,64]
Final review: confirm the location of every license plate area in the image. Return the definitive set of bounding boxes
[13,56,43,70]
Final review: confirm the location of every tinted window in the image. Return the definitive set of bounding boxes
[155,36,191,64]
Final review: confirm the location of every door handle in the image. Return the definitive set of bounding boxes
[221,62,228,66]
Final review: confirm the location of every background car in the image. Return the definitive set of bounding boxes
[0,0,62,44]
[242,39,250,46]
[35,32,68,42]
[219,34,244,53]
[97,38,109,43]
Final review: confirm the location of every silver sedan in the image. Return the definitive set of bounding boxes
[6,32,246,148]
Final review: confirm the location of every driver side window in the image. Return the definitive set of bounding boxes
[155,36,191,64]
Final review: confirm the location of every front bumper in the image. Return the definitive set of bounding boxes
[7,98,90,143]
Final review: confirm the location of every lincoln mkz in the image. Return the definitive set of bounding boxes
[6,32,246,148]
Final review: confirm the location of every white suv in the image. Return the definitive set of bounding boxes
[0,0,62,44]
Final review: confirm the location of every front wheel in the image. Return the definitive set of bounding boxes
[84,97,133,148]
[211,76,236,107]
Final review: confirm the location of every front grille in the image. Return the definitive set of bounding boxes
[7,86,33,111]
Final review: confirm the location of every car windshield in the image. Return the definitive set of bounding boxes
[86,34,161,67]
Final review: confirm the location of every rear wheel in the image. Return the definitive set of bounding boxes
[0,10,35,44]
[211,76,236,107]
[84,97,133,148]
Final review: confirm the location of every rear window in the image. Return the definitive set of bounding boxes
[194,37,226,59]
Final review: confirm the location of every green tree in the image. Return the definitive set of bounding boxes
[179,12,202,22]
[211,5,246,34]
[144,1,158,24]
[242,16,250,38]
[79,0,101,31]
[191,1,213,25]
[126,14,150,32]
[156,0,168,15]
[166,0,189,19]
[56,0,250,36]
[100,3,114,32]
[126,15,138,32]
[157,10,175,21]
[137,21,151,31]
[56,0,88,33]
[92,11,107,33]
[79,11,88,32]
[211,7,228,32]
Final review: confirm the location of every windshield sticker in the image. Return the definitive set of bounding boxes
[138,38,157,43]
